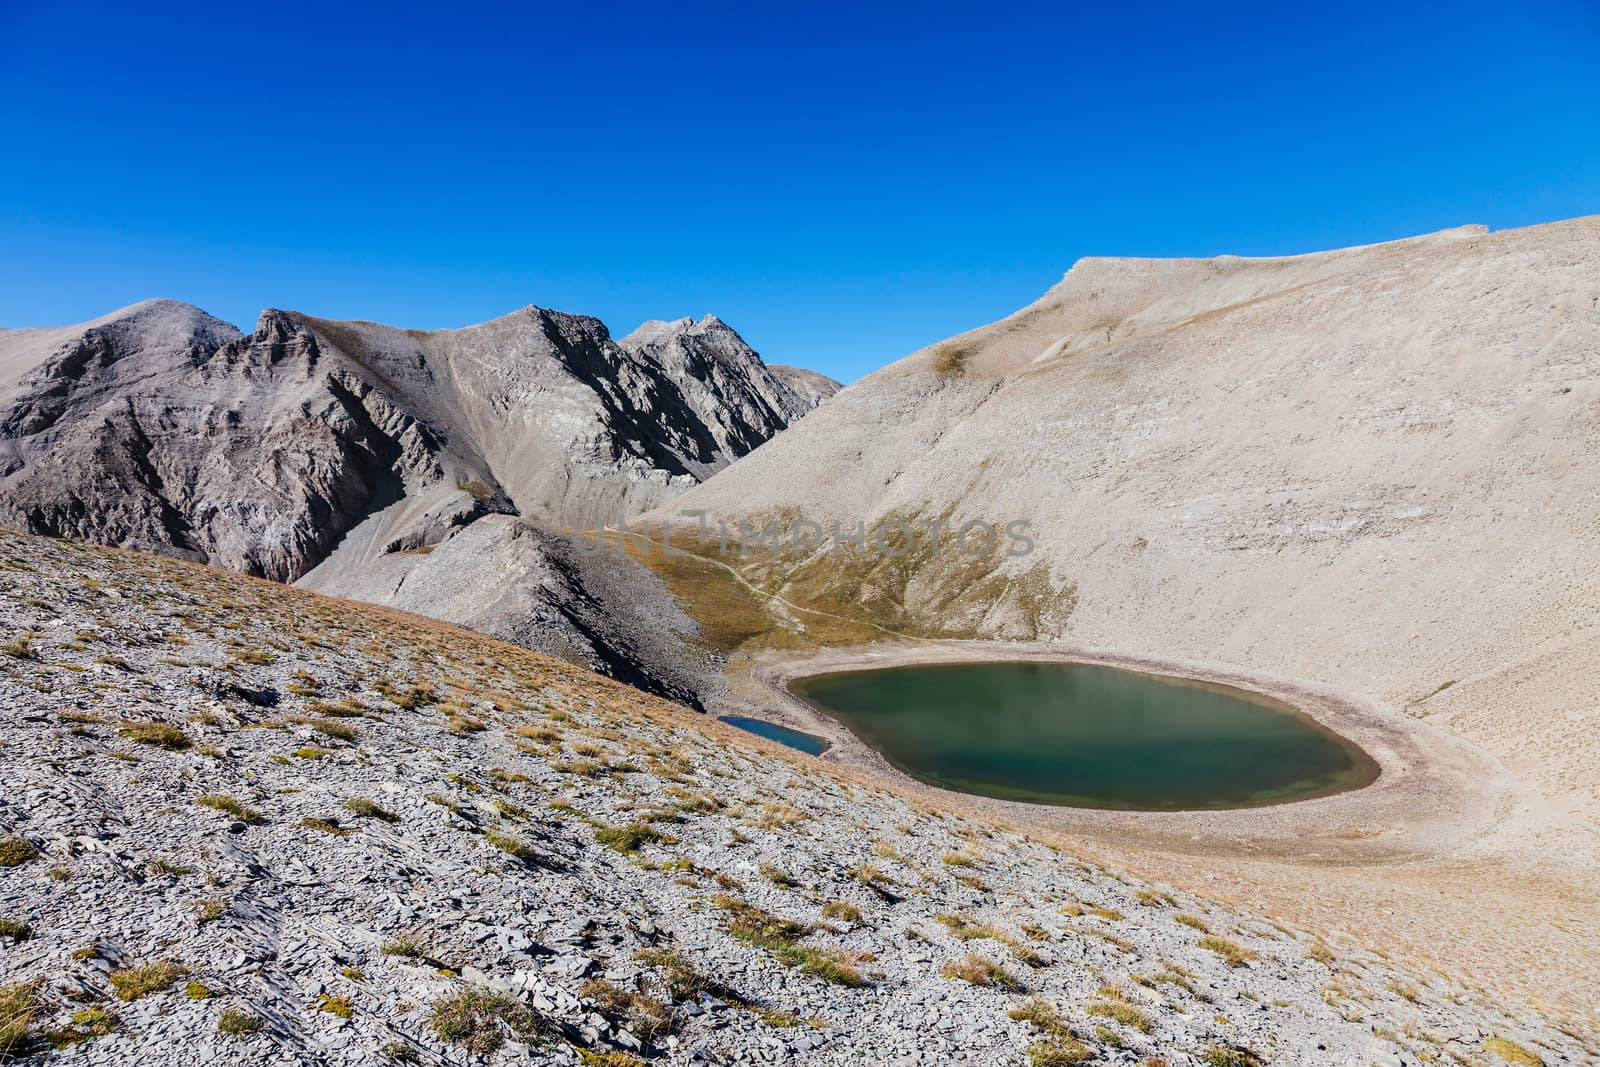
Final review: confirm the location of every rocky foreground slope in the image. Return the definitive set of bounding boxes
[0,300,837,702]
[0,530,1589,1066]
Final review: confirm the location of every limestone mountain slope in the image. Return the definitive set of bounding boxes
[0,299,247,563]
[658,217,1600,824]
[0,530,1588,1065]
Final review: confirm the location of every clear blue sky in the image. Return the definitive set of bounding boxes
[2,2,1597,381]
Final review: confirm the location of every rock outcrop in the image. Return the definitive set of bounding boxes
[0,299,246,564]
[616,315,840,479]
[767,363,844,411]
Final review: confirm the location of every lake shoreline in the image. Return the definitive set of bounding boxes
[708,639,1600,1015]
[732,638,1487,864]
[786,658,1383,812]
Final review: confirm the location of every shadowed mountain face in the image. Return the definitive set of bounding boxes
[0,300,247,563]
[616,315,838,478]
[0,299,838,702]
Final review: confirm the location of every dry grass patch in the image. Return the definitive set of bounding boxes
[1087,988,1153,1034]
[930,339,973,377]
[715,895,863,987]
[1027,1038,1095,1066]
[1386,980,1421,1004]
[195,794,262,822]
[49,1006,116,1047]
[665,786,721,814]
[635,948,710,1001]
[109,960,187,1001]
[305,699,365,718]
[483,830,543,865]
[1,637,34,659]
[760,861,797,888]
[578,1051,646,1067]
[316,994,354,1018]
[595,823,663,855]
[579,979,673,1042]
[1152,965,1205,1000]
[0,980,41,1058]
[118,721,190,750]
[342,798,399,823]
[1485,1036,1545,1067]
[430,988,547,1055]
[1198,935,1255,968]
[1011,996,1095,1064]
[625,539,775,654]
[217,1008,263,1037]
[754,802,807,829]
[0,837,38,867]
[821,901,862,923]
[312,719,358,743]
[376,681,436,710]
[936,913,999,941]
[940,954,1021,992]
[381,936,424,959]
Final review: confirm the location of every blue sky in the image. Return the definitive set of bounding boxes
[2,1,1597,382]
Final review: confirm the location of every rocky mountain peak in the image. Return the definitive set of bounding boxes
[618,313,838,424]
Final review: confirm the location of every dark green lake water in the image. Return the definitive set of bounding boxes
[791,662,1377,810]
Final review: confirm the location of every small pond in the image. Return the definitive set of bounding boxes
[718,715,830,756]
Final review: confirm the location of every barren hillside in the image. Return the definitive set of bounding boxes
[659,218,1600,826]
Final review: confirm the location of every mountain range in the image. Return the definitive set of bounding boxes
[0,299,839,700]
